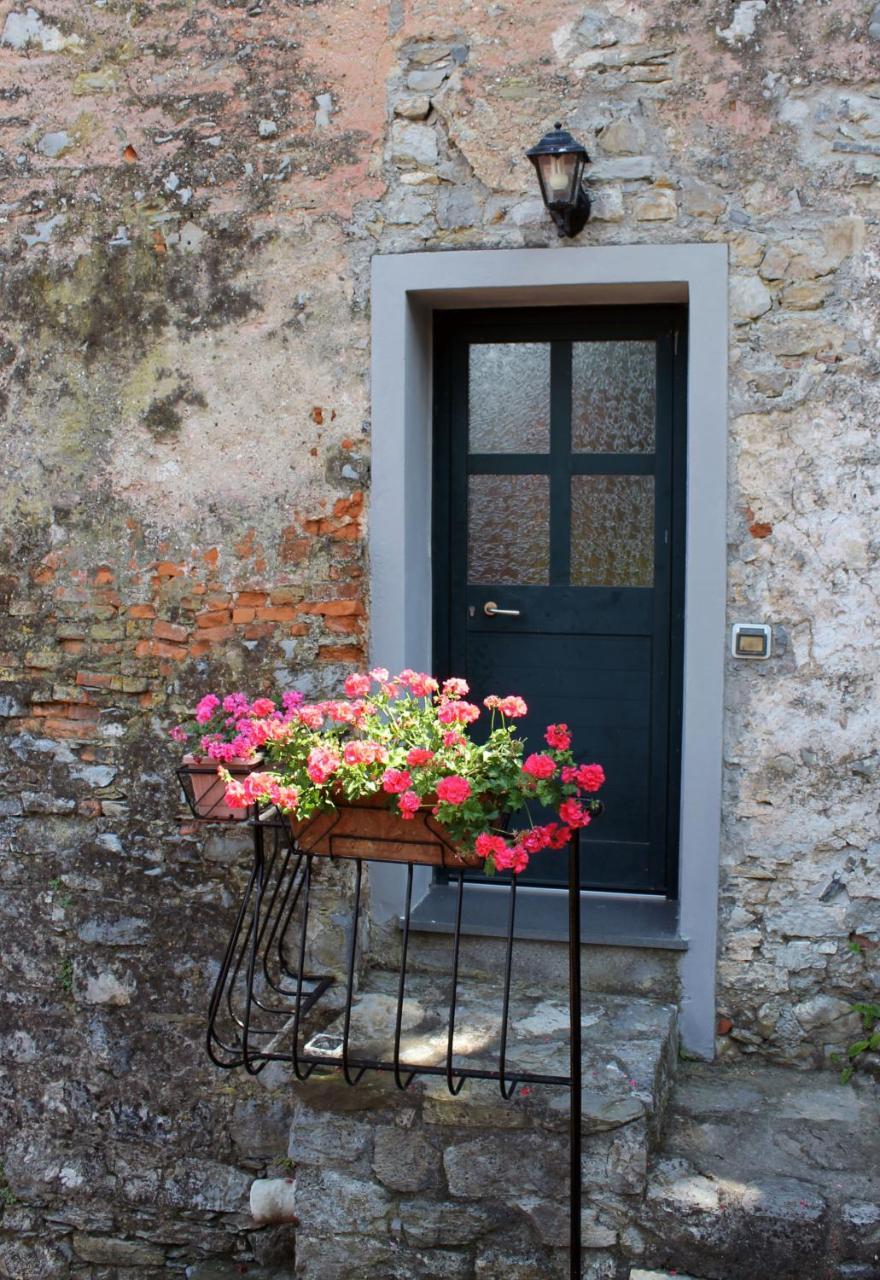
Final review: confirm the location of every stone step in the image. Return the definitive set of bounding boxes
[286,972,678,1279]
[387,928,682,1002]
[634,1063,880,1280]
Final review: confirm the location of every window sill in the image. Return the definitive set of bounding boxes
[405,885,687,951]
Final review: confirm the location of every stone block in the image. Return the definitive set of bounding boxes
[288,1100,375,1169]
[296,1233,470,1278]
[589,186,624,222]
[390,123,439,170]
[399,1197,497,1247]
[839,1201,880,1261]
[443,1133,566,1200]
[372,1123,437,1191]
[731,275,772,324]
[633,189,677,221]
[71,1235,165,1265]
[394,95,431,120]
[599,118,647,155]
[294,1168,392,1236]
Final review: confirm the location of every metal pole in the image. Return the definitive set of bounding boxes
[568,829,582,1279]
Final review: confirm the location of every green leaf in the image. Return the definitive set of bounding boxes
[840,1065,854,1085]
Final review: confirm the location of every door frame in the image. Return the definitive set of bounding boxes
[369,244,728,1059]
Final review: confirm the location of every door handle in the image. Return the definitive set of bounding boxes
[483,600,521,618]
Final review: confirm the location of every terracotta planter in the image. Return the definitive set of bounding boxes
[180,754,256,822]
[289,793,484,868]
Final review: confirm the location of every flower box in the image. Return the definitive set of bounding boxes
[288,793,484,868]
[180,755,256,822]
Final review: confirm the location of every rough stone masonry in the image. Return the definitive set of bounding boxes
[0,0,878,1275]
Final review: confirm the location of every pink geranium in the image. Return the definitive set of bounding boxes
[523,753,556,780]
[344,673,372,698]
[438,699,480,725]
[436,775,471,805]
[381,767,412,794]
[442,677,469,700]
[494,844,530,874]
[475,832,508,860]
[306,746,340,784]
[498,695,527,718]
[406,747,435,767]
[398,790,421,819]
[297,705,325,730]
[250,697,276,717]
[558,798,591,829]
[545,723,571,750]
[195,694,221,724]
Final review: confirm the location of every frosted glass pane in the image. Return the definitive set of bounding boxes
[468,474,549,585]
[571,476,654,587]
[469,343,550,453]
[572,341,655,453]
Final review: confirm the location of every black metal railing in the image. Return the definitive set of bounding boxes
[182,780,599,1279]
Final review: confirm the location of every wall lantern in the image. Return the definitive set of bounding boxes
[526,122,591,238]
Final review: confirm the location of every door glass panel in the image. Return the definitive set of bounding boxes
[468,474,549,584]
[571,475,655,587]
[469,343,550,453]
[572,341,655,453]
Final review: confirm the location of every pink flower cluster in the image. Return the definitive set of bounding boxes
[177,669,605,880]
[224,771,300,811]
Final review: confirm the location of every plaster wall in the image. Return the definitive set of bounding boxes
[1,0,879,1273]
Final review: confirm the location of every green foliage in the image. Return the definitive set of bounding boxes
[836,1002,880,1084]
[59,957,74,993]
[0,1166,15,1211]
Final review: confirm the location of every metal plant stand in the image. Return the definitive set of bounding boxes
[194,797,598,1279]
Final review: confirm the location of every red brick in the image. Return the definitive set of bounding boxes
[324,616,362,635]
[44,718,99,740]
[243,624,275,640]
[93,567,115,585]
[254,606,299,622]
[76,671,112,688]
[191,625,234,644]
[136,639,188,661]
[232,608,255,623]
[318,644,364,663]
[154,561,185,578]
[298,600,364,617]
[127,604,157,619]
[196,610,232,628]
[152,620,189,644]
[236,591,268,607]
[288,624,309,636]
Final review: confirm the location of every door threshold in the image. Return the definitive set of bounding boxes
[405,884,687,950]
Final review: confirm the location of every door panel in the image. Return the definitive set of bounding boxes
[433,307,686,895]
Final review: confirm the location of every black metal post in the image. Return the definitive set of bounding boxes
[568,829,582,1279]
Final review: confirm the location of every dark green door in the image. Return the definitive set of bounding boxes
[433,307,686,895]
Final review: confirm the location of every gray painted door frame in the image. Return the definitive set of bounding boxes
[368,244,728,1060]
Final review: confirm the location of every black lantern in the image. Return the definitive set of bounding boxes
[526,122,591,238]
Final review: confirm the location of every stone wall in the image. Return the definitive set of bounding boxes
[1,0,879,1274]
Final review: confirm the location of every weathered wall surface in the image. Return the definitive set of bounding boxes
[1,0,879,1274]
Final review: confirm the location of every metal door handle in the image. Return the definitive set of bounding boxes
[483,600,521,618]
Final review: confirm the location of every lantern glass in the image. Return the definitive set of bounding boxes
[536,150,579,204]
